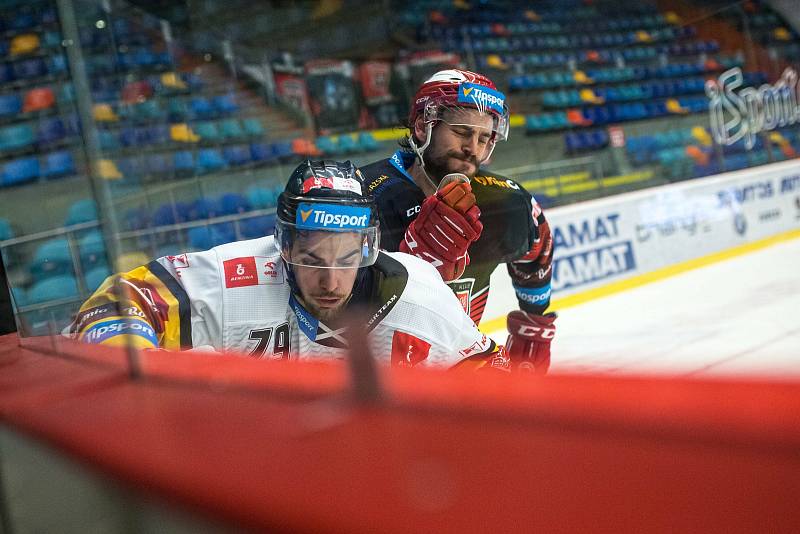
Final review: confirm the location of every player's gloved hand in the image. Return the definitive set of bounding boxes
[399,180,483,282]
[505,311,557,375]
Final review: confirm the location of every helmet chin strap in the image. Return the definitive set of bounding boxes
[408,121,440,192]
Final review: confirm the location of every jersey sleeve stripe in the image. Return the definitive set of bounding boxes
[146,260,192,349]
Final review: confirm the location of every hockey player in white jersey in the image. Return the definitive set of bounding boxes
[71,160,505,370]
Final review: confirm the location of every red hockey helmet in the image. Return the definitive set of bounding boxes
[407,69,509,164]
[409,69,509,140]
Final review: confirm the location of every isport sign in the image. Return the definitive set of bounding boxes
[706,67,800,149]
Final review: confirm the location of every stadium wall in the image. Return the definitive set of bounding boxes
[482,159,800,331]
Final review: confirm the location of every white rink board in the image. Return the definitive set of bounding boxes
[482,159,800,324]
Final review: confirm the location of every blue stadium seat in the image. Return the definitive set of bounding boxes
[250,142,274,164]
[65,199,98,226]
[145,154,174,176]
[37,117,66,145]
[218,193,251,215]
[42,150,75,179]
[148,125,170,146]
[186,197,219,221]
[0,218,13,241]
[31,238,73,280]
[222,145,250,167]
[271,141,293,161]
[49,54,67,75]
[123,207,151,231]
[28,274,79,304]
[246,185,276,209]
[84,264,111,292]
[188,223,236,250]
[2,157,39,186]
[153,202,187,227]
[190,97,215,119]
[78,230,106,269]
[10,12,36,31]
[197,149,225,173]
[13,58,47,80]
[212,94,239,115]
[0,63,15,84]
[173,150,195,176]
[0,94,22,118]
[117,156,146,181]
[240,214,276,239]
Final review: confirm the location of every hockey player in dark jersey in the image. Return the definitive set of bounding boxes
[360,69,556,374]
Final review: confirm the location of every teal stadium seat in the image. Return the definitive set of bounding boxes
[315,136,338,155]
[31,238,73,280]
[84,264,111,292]
[242,118,265,137]
[337,135,358,154]
[0,124,35,151]
[358,132,380,152]
[219,119,245,140]
[65,199,98,226]
[195,121,221,142]
[28,274,79,304]
[0,219,13,241]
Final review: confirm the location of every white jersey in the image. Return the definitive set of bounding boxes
[73,236,496,368]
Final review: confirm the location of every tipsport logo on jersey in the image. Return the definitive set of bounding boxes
[458,83,506,115]
[296,202,371,230]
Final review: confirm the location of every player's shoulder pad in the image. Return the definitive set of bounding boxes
[471,169,530,197]
[360,158,414,197]
[382,251,469,316]
[154,236,280,280]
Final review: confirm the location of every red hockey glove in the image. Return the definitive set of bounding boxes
[505,311,557,375]
[399,181,483,282]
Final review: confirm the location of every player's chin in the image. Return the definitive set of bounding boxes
[312,297,346,318]
[449,158,478,177]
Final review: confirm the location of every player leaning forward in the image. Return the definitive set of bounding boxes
[359,69,556,373]
[70,160,505,369]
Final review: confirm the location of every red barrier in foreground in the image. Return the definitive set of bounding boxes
[1,333,799,533]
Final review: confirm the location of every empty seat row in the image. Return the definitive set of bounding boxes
[445,27,696,54]
[565,130,609,153]
[98,118,266,150]
[83,47,173,75]
[0,55,67,83]
[508,57,740,90]
[540,77,712,108]
[0,85,65,117]
[96,141,304,181]
[90,94,240,123]
[428,13,674,40]
[0,31,62,58]
[478,40,719,69]
[0,116,79,152]
[0,7,58,34]
[525,97,710,132]
[0,150,76,186]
